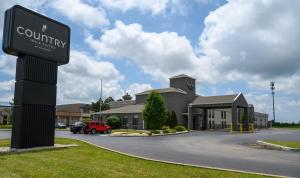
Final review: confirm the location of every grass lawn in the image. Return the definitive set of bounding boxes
[264,140,300,149]
[0,138,267,178]
[112,129,148,134]
[0,124,12,129]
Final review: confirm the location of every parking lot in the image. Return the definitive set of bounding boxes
[1,129,300,177]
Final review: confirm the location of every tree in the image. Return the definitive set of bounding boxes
[104,96,114,103]
[91,98,110,112]
[169,111,177,128]
[4,108,13,125]
[142,91,168,130]
[106,115,121,129]
[122,93,132,100]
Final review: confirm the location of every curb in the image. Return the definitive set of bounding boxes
[71,138,290,178]
[0,144,78,155]
[257,140,300,152]
[110,131,189,137]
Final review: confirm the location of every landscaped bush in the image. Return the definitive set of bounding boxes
[161,125,170,131]
[151,130,161,134]
[163,128,176,134]
[81,118,92,124]
[174,125,186,132]
[106,115,121,129]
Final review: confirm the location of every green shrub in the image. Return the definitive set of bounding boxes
[106,115,121,129]
[164,128,176,134]
[161,125,170,131]
[174,125,186,132]
[151,130,161,134]
[81,118,92,124]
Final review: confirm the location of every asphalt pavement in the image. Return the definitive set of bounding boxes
[1,129,300,177]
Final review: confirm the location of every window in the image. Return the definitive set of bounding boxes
[221,111,223,119]
[132,118,138,126]
[212,121,215,129]
[224,111,226,119]
[208,109,211,118]
[122,117,128,128]
[212,110,215,118]
[209,121,211,129]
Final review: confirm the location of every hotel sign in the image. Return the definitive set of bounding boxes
[2,5,70,64]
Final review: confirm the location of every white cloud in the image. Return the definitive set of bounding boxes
[288,100,300,107]
[85,21,216,83]
[244,92,300,123]
[200,0,300,90]
[0,80,14,91]
[0,55,16,76]
[50,0,109,29]
[57,50,124,104]
[100,0,168,15]
[125,83,152,99]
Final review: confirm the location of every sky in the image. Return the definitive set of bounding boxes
[0,0,299,123]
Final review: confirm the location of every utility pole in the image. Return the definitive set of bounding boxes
[99,79,102,122]
[270,81,275,123]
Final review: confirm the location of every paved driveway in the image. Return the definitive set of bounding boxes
[1,129,300,177]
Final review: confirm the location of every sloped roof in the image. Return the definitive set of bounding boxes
[136,87,187,95]
[109,100,136,108]
[169,74,195,80]
[93,104,144,114]
[56,103,91,112]
[191,94,239,105]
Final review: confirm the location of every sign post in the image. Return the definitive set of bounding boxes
[2,5,70,149]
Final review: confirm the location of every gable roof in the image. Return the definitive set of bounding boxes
[169,74,195,80]
[93,104,144,114]
[191,94,239,105]
[136,87,187,95]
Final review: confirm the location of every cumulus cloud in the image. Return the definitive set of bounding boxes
[50,0,109,29]
[125,83,152,99]
[85,21,216,83]
[0,55,16,76]
[200,0,300,84]
[57,50,124,104]
[100,0,169,15]
[0,80,14,91]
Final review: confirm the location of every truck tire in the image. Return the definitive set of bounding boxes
[91,129,96,134]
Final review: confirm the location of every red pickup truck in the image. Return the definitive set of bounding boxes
[85,121,112,134]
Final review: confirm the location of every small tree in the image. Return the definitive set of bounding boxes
[91,99,110,112]
[122,93,132,100]
[143,91,168,130]
[239,112,246,132]
[165,111,177,128]
[169,111,177,128]
[106,115,121,129]
[104,96,114,103]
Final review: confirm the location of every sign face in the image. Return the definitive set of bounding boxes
[2,5,70,64]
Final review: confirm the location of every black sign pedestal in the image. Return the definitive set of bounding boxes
[11,55,57,149]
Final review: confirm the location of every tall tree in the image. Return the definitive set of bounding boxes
[104,96,114,103]
[122,93,132,100]
[165,111,177,128]
[169,111,177,128]
[91,98,110,112]
[142,91,168,130]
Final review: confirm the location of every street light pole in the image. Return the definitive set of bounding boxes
[99,79,102,122]
[270,81,275,123]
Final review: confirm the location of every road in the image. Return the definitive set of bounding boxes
[1,129,300,177]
